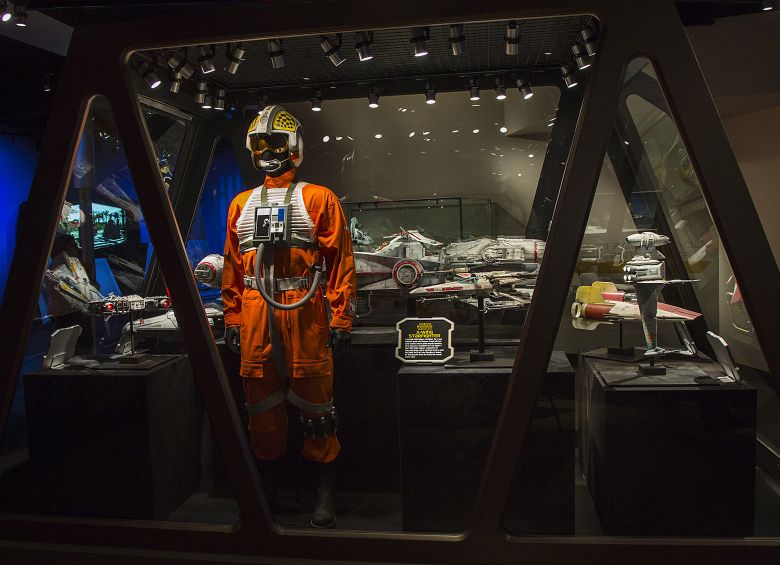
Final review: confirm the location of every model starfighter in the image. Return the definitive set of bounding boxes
[621,232,697,356]
[410,270,535,311]
[87,293,172,316]
[353,227,543,293]
[571,281,701,329]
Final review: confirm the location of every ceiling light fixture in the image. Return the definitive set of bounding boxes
[505,21,520,56]
[762,0,776,10]
[201,94,212,110]
[410,27,430,57]
[468,77,480,101]
[214,88,226,111]
[197,45,216,74]
[572,43,591,70]
[516,77,533,99]
[321,34,345,66]
[226,43,246,75]
[1,0,13,22]
[194,79,208,105]
[355,31,374,62]
[167,51,195,79]
[169,70,182,93]
[267,39,285,69]
[581,28,597,56]
[42,73,51,92]
[495,77,507,100]
[425,81,437,104]
[311,91,323,112]
[14,2,27,26]
[368,90,380,109]
[142,64,162,89]
[449,24,466,56]
[561,63,578,88]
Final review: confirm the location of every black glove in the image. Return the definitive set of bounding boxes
[225,326,241,355]
[327,329,351,360]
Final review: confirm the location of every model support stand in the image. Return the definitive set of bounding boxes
[607,322,637,357]
[119,307,148,364]
[638,357,666,376]
[470,296,494,362]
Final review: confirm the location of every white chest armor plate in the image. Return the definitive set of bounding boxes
[236,181,316,253]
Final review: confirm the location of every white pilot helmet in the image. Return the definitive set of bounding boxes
[245,105,304,172]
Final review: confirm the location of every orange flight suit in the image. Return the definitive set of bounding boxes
[222,169,356,463]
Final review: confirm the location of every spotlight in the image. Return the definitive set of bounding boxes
[425,82,436,104]
[1,1,12,22]
[167,52,195,80]
[258,94,269,112]
[14,2,27,27]
[169,70,182,93]
[505,21,520,56]
[142,65,162,89]
[561,64,578,88]
[226,43,246,75]
[311,91,323,112]
[194,79,208,105]
[368,91,380,108]
[320,34,345,66]
[410,27,429,57]
[580,28,597,56]
[495,78,507,101]
[516,77,533,99]
[572,43,591,70]
[214,88,226,111]
[268,39,285,69]
[197,45,216,74]
[763,0,776,10]
[355,31,374,61]
[42,74,51,93]
[468,77,480,101]
[449,24,466,56]
[202,93,213,110]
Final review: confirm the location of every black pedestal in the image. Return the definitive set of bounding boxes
[23,355,201,519]
[398,348,574,533]
[580,355,756,536]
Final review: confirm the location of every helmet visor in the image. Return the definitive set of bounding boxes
[249,132,289,153]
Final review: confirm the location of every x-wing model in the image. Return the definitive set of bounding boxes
[410,270,535,311]
[354,228,543,293]
[571,281,701,329]
[88,293,172,316]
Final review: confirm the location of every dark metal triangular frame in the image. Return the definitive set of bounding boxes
[0,1,778,563]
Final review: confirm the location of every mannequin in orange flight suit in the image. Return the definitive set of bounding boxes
[222,105,355,528]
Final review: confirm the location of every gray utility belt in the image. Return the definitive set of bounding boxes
[243,274,312,292]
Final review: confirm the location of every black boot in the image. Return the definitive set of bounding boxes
[311,461,337,528]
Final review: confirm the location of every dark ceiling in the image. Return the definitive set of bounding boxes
[139,15,596,102]
[1,0,775,137]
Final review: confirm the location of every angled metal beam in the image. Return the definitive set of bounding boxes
[468,3,632,541]
[98,47,270,529]
[0,33,89,445]
[649,1,780,386]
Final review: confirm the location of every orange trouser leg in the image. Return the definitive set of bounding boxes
[290,374,341,464]
[242,371,341,464]
[242,371,287,461]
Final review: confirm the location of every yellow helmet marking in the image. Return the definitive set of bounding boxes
[272,111,298,133]
[247,114,261,136]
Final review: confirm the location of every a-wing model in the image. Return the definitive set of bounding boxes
[571,281,701,330]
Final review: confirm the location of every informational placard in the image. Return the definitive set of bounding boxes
[395,317,454,364]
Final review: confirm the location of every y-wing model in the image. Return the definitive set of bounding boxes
[572,232,699,356]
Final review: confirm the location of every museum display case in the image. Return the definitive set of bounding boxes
[0,1,778,563]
